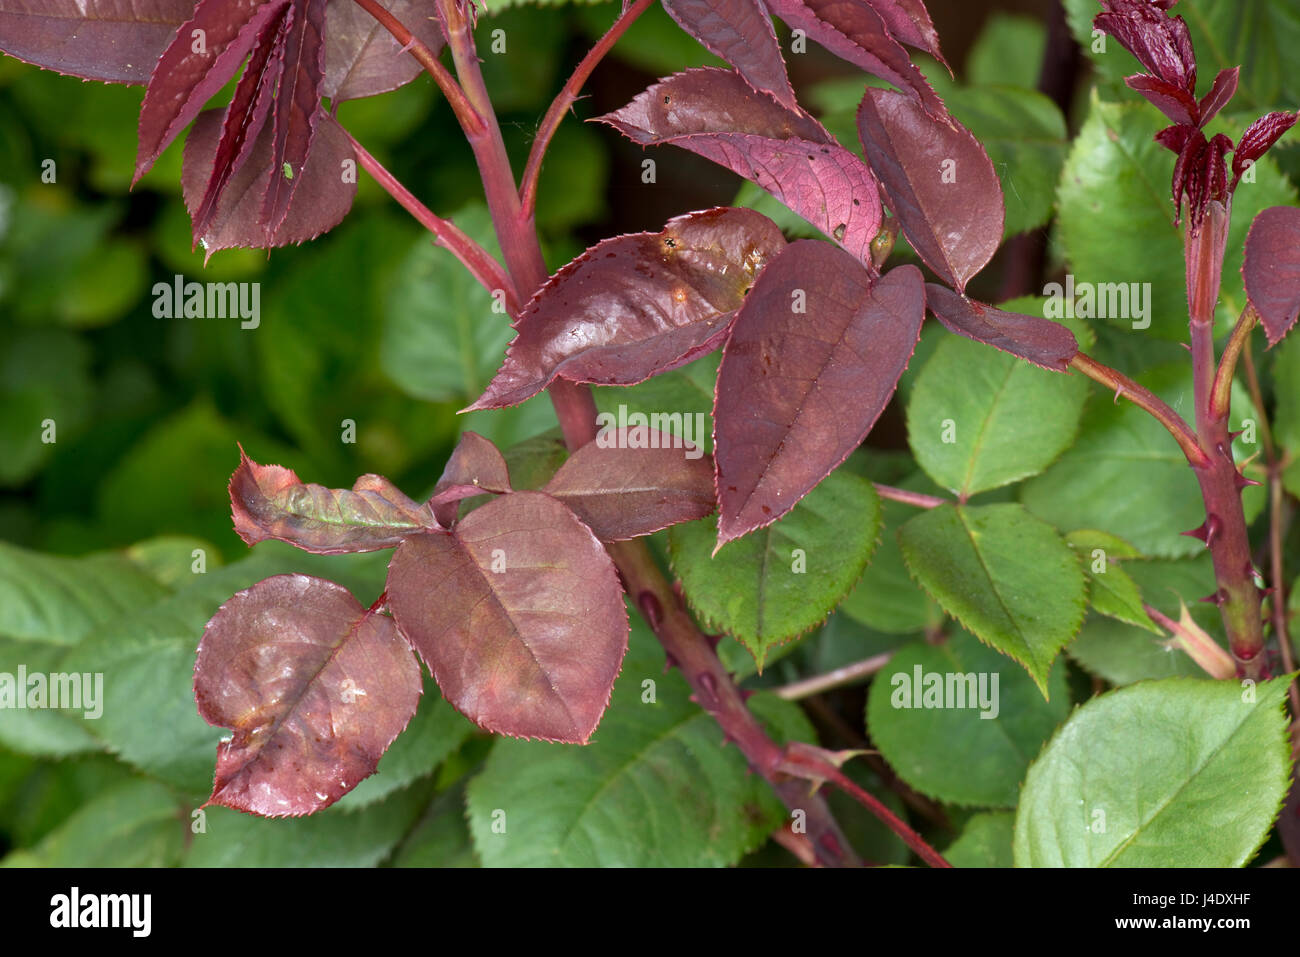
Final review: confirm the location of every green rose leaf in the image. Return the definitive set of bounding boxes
[898,503,1086,695]
[1015,676,1294,867]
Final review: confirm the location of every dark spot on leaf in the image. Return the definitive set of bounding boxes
[761,505,771,515]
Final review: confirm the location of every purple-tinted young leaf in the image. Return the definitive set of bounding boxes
[1125,73,1197,126]
[868,0,948,69]
[1095,0,1195,93]
[323,0,446,102]
[1198,66,1238,127]
[468,206,786,410]
[194,3,290,239]
[1176,131,1231,230]
[260,0,326,239]
[767,0,944,117]
[543,429,715,540]
[386,492,628,744]
[182,108,357,255]
[662,0,797,110]
[429,431,513,527]
[195,574,421,816]
[924,283,1078,372]
[598,69,882,264]
[0,0,192,85]
[230,448,438,553]
[1242,206,1300,346]
[714,243,924,544]
[856,86,1003,293]
[1155,121,1194,155]
[1232,111,1300,184]
[134,0,288,184]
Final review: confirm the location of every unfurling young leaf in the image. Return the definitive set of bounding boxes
[386,492,629,744]
[543,429,715,540]
[468,207,786,409]
[229,447,438,554]
[182,110,358,255]
[195,574,422,816]
[714,242,924,544]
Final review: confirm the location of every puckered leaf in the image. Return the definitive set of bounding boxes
[429,430,513,527]
[323,0,446,102]
[0,0,193,84]
[195,573,422,817]
[1015,676,1293,866]
[1242,205,1300,346]
[856,87,1004,293]
[924,284,1077,371]
[229,447,438,554]
[898,503,1086,696]
[468,207,785,409]
[597,69,882,265]
[182,108,357,254]
[134,0,286,183]
[662,0,796,110]
[767,0,943,116]
[386,492,629,744]
[714,244,923,543]
[543,428,715,540]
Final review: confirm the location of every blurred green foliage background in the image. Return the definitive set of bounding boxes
[1,0,1297,868]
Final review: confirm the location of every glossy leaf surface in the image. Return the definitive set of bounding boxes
[386,492,628,744]
[1015,677,1293,867]
[598,69,882,265]
[857,87,1004,292]
[715,244,923,542]
[470,207,785,409]
[543,429,715,540]
[195,574,421,816]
